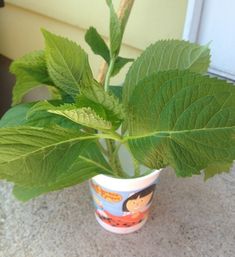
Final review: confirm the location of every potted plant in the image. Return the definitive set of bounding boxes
[0,0,234,234]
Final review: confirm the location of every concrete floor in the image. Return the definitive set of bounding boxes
[0,167,235,257]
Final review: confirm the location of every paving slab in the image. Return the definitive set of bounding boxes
[0,167,234,257]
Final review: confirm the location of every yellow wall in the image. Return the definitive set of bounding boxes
[0,0,188,81]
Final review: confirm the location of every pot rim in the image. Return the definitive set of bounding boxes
[91,169,161,192]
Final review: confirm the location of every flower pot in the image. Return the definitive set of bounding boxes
[89,169,161,234]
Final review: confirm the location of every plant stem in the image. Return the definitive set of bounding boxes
[96,0,135,177]
[106,139,123,176]
[113,141,122,157]
[133,157,141,177]
[104,57,115,91]
[117,0,135,31]
[96,140,108,155]
[125,143,140,177]
[97,0,135,85]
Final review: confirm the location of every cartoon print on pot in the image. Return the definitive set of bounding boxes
[90,182,156,228]
[123,185,155,213]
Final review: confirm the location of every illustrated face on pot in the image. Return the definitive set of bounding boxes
[122,184,156,213]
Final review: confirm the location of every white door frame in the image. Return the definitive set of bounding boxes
[183,0,204,42]
[183,0,235,81]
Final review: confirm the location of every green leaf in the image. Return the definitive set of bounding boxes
[0,102,81,130]
[48,106,113,131]
[28,112,81,130]
[47,87,74,102]
[0,127,105,187]
[85,26,110,63]
[111,56,134,77]
[80,80,125,128]
[27,99,111,130]
[42,29,93,97]
[12,141,112,201]
[109,85,123,101]
[204,162,233,180]
[0,103,34,128]
[26,100,59,118]
[48,86,63,100]
[123,40,211,105]
[126,70,235,177]
[10,50,54,105]
[106,0,122,55]
[76,95,107,118]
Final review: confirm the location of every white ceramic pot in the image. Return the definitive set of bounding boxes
[89,169,161,234]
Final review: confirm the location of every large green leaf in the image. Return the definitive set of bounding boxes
[10,50,54,105]
[85,26,110,63]
[0,103,34,128]
[126,70,235,177]
[0,102,81,130]
[12,141,112,201]
[204,162,232,180]
[123,40,211,105]
[27,99,114,130]
[76,95,107,118]
[42,29,93,97]
[49,106,113,131]
[0,127,105,187]
[80,80,125,128]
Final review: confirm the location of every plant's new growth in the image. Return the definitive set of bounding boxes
[0,0,234,201]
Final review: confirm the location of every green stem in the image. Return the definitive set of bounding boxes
[104,57,115,92]
[133,158,141,177]
[96,140,108,155]
[109,130,123,141]
[102,0,135,175]
[98,132,122,142]
[113,142,122,158]
[125,143,141,177]
[103,54,123,176]
[106,139,123,176]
